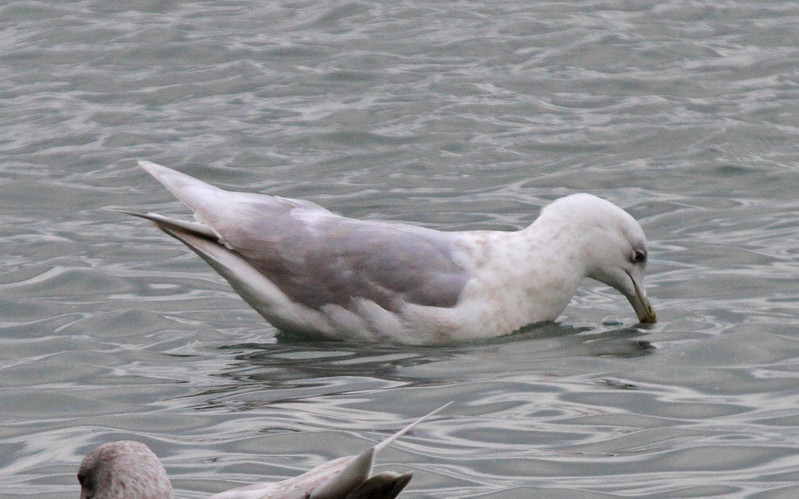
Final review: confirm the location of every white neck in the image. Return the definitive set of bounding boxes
[451,222,589,338]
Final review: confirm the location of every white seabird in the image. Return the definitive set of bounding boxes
[77,404,448,499]
[128,161,656,344]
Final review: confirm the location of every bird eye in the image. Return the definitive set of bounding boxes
[631,248,647,264]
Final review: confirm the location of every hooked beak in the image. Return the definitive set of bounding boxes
[624,271,657,324]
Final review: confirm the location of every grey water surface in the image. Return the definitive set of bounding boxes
[2,1,799,497]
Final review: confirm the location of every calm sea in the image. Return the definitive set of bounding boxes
[2,1,799,497]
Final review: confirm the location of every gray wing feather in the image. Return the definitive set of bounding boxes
[216,204,468,311]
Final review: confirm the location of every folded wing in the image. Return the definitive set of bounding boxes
[137,161,469,314]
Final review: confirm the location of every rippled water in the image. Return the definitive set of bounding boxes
[3,1,799,497]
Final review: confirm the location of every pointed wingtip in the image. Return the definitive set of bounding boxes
[373,401,452,454]
[137,160,174,180]
[137,159,162,170]
[134,160,226,214]
[312,447,376,498]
